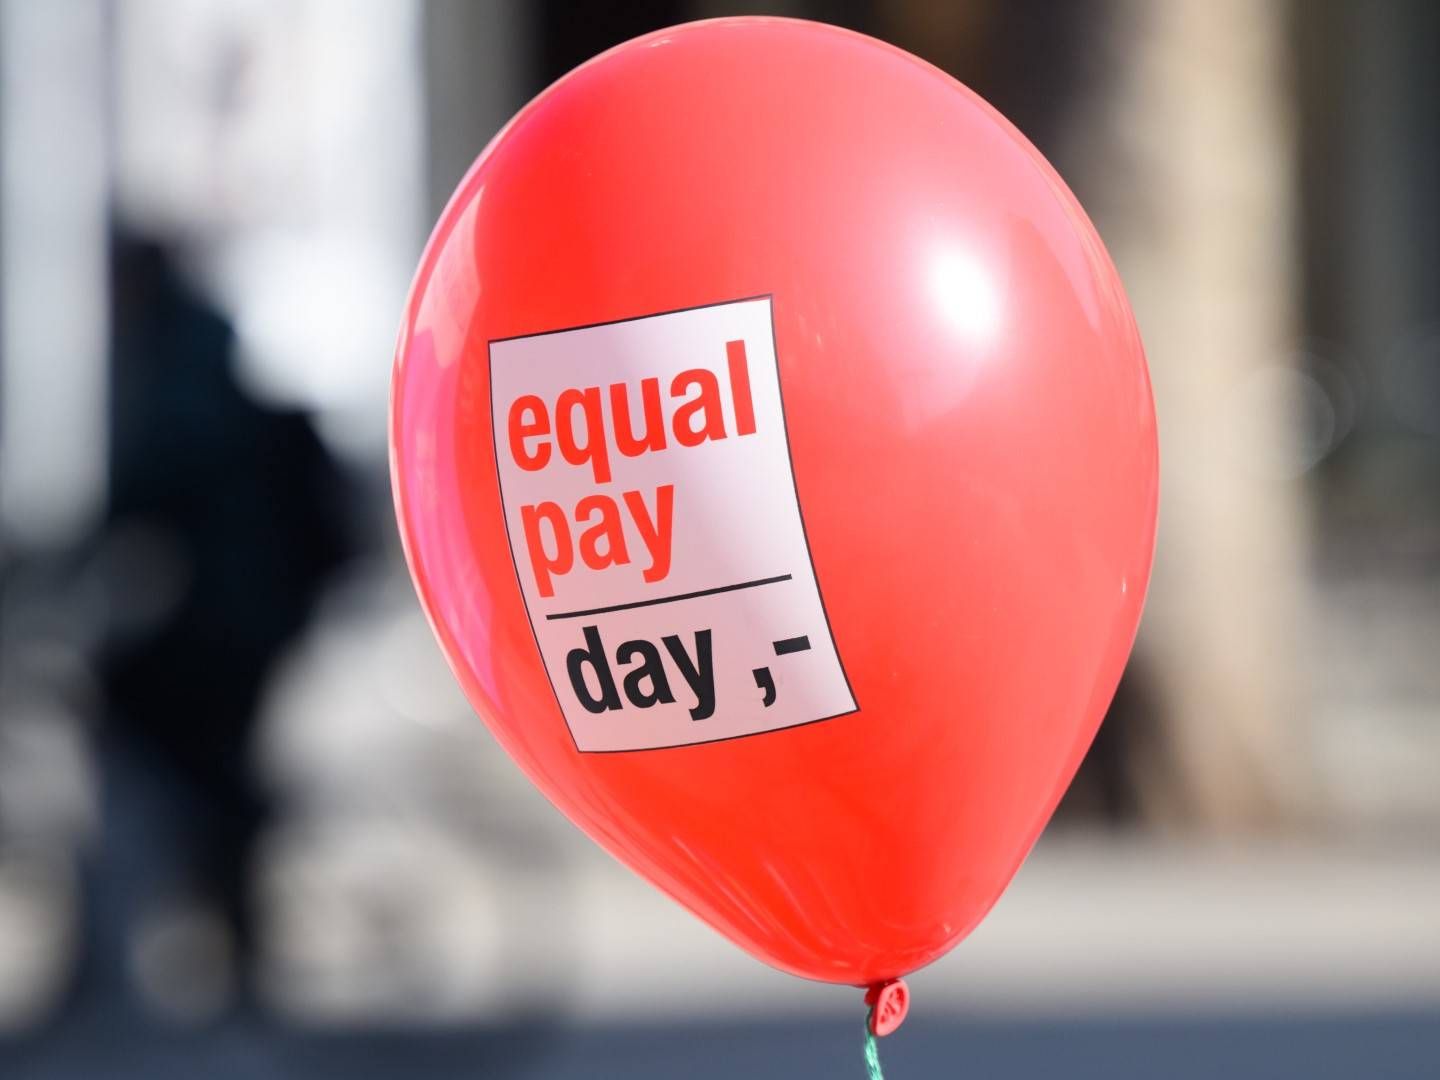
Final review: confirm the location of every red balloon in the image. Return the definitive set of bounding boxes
[391,18,1156,990]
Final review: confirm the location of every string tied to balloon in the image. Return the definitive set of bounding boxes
[862,978,910,1079]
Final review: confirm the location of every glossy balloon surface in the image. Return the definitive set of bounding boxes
[392,18,1157,985]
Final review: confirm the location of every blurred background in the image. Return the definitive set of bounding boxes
[0,0,1436,1077]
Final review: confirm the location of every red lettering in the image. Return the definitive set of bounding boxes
[670,369,726,447]
[576,494,630,570]
[726,340,756,436]
[625,485,674,583]
[556,386,612,483]
[509,338,754,481]
[521,501,572,597]
[508,394,551,470]
[611,377,667,457]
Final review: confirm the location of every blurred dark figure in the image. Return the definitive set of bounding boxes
[96,230,353,1011]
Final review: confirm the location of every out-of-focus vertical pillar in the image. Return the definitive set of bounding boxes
[1070,0,1311,827]
[0,0,109,550]
[423,0,532,224]
[111,0,428,459]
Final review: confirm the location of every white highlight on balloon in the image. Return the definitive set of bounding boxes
[928,249,1002,345]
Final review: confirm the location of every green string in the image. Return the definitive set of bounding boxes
[863,1009,885,1080]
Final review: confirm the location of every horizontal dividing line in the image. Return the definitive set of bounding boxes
[544,574,792,620]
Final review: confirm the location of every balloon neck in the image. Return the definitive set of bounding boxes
[864,977,910,1037]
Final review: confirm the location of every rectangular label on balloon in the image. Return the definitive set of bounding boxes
[489,295,857,752]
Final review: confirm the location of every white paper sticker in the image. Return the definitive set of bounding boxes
[489,296,856,752]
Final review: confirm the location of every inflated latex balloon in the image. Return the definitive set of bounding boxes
[392,16,1156,1019]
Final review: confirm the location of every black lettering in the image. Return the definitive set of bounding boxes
[566,625,621,714]
[618,638,676,708]
[663,629,715,721]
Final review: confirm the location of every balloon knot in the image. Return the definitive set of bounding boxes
[864,977,910,1037]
